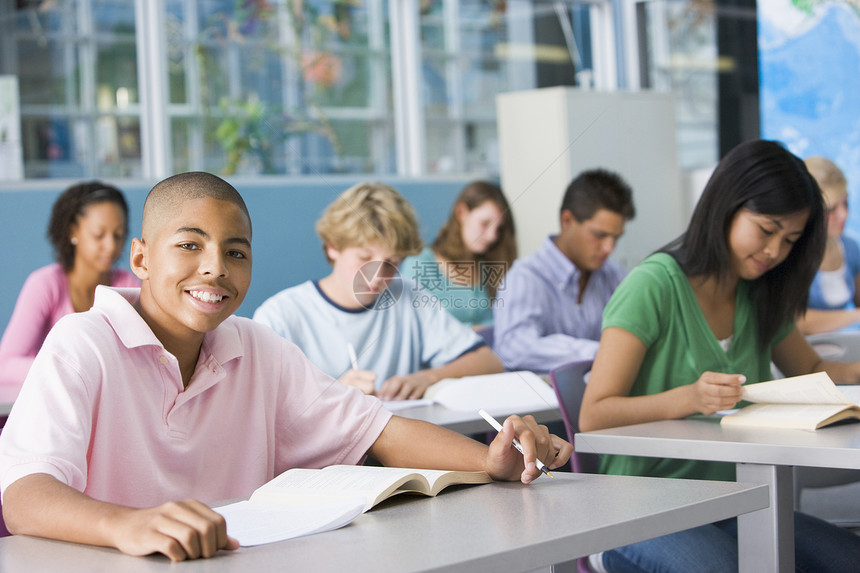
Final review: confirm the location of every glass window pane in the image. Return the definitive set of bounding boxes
[165,0,393,176]
[96,41,139,109]
[1,0,142,179]
[16,39,79,107]
[21,117,83,179]
[637,0,719,169]
[95,116,142,178]
[420,0,592,174]
[171,117,192,173]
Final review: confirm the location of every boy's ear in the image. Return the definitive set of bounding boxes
[130,238,149,280]
[560,208,575,230]
[325,244,340,263]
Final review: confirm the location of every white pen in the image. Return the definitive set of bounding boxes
[478,409,553,478]
[347,343,359,370]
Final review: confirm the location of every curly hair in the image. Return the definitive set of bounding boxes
[47,181,129,271]
[316,181,423,262]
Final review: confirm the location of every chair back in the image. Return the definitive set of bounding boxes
[806,331,860,361]
[549,360,599,474]
[550,360,601,573]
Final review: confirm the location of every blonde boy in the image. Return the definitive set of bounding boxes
[0,172,571,561]
[254,181,504,400]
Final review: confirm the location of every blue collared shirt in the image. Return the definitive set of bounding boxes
[492,236,628,372]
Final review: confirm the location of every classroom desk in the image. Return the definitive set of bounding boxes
[0,473,767,573]
[394,402,562,435]
[575,416,860,573]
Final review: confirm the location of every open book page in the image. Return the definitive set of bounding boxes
[721,372,860,430]
[423,371,558,413]
[741,372,854,406]
[720,403,855,430]
[249,466,490,512]
[213,496,365,546]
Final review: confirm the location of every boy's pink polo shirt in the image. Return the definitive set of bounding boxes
[0,287,392,507]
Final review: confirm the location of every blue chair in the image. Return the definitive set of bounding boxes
[549,360,599,474]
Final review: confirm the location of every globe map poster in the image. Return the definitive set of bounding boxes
[759,0,860,239]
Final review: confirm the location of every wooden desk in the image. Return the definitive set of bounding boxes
[575,416,860,573]
[0,473,766,573]
[394,402,562,435]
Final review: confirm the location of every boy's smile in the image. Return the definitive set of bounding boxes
[131,197,252,356]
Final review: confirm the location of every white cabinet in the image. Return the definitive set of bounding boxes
[497,87,686,270]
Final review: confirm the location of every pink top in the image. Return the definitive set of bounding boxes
[0,287,392,507]
[0,264,139,392]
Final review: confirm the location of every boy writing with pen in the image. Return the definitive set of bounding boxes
[0,172,572,561]
[253,181,505,400]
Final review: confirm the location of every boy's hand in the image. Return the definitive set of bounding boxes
[338,369,377,395]
[377,372,436,400]
[485,415,573,483]
[689,372,745,415]
[110,499,239,562]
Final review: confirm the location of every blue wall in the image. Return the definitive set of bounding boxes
[0,177,468,332]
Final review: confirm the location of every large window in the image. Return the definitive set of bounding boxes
[0,0,612,180]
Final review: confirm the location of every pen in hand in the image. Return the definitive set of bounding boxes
[478,409,553,478]
[347,343,359,370]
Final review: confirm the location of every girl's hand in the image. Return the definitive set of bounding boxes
[689,371,746,415]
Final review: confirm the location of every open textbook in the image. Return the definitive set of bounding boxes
[214,465,491,546]
[385,371,559,413]
[720,372,860,430]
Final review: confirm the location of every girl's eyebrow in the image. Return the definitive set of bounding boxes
[762,215,804,236]
[763,216,785,229]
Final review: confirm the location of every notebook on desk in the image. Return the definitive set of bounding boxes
[417,371,559,413]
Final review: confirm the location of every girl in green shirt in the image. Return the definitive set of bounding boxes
[580,140,860,573]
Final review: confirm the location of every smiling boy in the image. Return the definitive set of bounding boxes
[0,172,571,562]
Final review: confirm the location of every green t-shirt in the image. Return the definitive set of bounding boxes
[599,253,793,481]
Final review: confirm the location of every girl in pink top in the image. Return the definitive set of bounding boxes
[0,182,139,391]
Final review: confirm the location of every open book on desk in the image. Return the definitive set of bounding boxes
[215,465,491,546]
[720,372,860,430]
[384,371,558,413]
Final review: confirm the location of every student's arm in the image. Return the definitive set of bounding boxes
[578,327,746,432]
[376,346,503,401]
[2,473,238,561]
[367,415,572,484]
[0,273,56,387]
[795,307,860,335]
[493,269,599,371]
[772,326,860,383]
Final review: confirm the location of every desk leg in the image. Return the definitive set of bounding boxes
[736,463,794,573]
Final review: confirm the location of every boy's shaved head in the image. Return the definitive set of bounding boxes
[142,172,251,239]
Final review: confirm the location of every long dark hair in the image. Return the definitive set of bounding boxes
[432,181,517,296]
[47,181,129,272]
[662,140,826,349]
